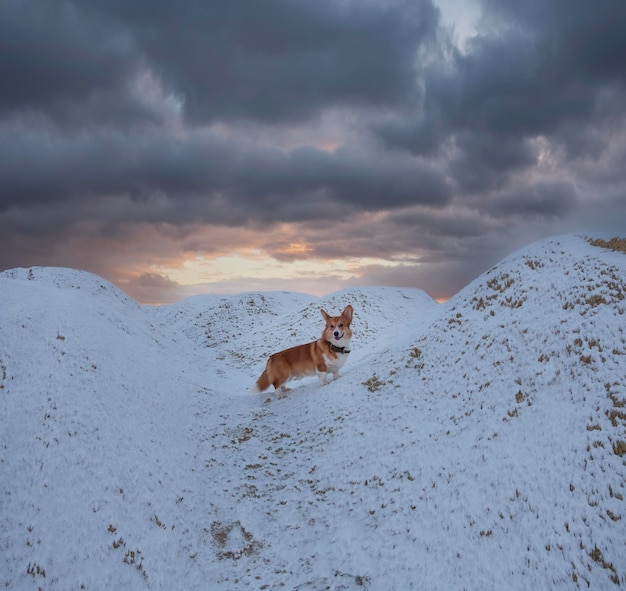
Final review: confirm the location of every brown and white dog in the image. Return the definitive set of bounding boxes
[255,305,353,397]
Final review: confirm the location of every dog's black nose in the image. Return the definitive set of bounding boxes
[334,331,339,337]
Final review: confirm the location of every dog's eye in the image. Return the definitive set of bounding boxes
[339,323,344,328]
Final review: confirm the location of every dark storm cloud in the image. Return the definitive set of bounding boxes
[0,0,438,127]
[0,0,161,127]
[87,0,438,124]
[0,124,450,226]
[5,0,624,217]
[481,0,626,86]
[378,0,626,189]
[240,145,450,212]
[0,0,447,228]
[460,0,626,135]
[488,180,580,218]
[449,132,538,193]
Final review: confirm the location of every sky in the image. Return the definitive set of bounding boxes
[1,0,626,304]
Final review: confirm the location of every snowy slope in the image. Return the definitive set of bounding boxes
[1,235,625,590]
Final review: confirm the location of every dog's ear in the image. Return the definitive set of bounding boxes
[342,305,353,324]
[321,309,330,321]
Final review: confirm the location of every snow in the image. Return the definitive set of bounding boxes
[1,234,625,590]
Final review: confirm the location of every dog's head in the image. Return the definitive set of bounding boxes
[321,305,353,344]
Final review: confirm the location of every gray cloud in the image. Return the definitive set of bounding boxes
[0,123,451,227]
[449,132,539,193]
[489,180,580,218]
[378,0,626,180]
[87,0,439,125]
[0,1,157,128]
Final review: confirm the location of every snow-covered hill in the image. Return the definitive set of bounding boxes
[1,235,625,590]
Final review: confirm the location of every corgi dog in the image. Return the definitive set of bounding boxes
[256,305,353,397]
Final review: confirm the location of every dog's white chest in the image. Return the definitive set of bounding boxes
[324,352,348,372]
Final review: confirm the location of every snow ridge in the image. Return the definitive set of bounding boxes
[1,234,625,590]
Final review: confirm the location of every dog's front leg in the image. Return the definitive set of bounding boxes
[316,363,329,386]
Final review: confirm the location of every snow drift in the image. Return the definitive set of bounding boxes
[1,234,625,590]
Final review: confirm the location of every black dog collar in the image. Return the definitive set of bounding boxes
[328,342,350,354]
